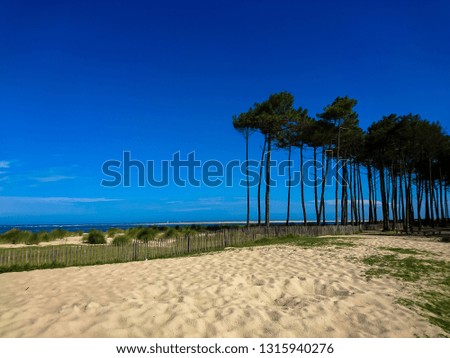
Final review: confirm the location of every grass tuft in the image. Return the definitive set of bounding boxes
[363,251,450,335]
[379,247,423,255]
[238,234,355,248]
[362,254,447,282]
[84,229,106,245]
[112,235,131,246]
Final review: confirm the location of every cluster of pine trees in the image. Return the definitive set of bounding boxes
[232,92,450,231]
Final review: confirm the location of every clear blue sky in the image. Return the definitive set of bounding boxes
[0,0,449,224]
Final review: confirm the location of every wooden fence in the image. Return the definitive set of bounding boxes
[0,225,361,271]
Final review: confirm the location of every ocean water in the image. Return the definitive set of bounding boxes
[0,221,246,233]
[0,220,331,234]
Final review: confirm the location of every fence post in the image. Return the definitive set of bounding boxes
[52,247,56,264]
[133,240,138,261]
[187,235,191,253]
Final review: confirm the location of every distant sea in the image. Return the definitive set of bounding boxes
[0,220,332,233]
[0,221,248,233]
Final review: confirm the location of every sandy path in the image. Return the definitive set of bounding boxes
[0,236,447,338]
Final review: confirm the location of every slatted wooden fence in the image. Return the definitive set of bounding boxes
[0,225,361,271]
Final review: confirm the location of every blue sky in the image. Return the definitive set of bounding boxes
[0,0,449,224]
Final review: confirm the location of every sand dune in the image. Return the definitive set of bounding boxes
[0,236,448,338]
[0,235,86,249]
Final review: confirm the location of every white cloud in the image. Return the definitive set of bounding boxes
[40,197,122,203]
[0,196,123,217]
[172,207,212,213]
[165,196,242,213]
[0,196,122,204]
[0,161,10,169]
[34,175,75,183]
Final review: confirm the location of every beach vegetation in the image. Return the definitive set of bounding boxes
[106,227,124,237]
[112,235,131,246]
[239,234,355,248]
[125,226,143,238]
[85,229,106,244]
[0,228,76,245]
[363,251,450,334]
[136,227,158,242]
[163,227,178,238]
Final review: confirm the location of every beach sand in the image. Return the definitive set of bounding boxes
[0,235,448,338]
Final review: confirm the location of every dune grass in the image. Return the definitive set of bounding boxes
[238,234,356,248]
[362,254,448,282]
[84,229,106,245]
[0,228,82,245]
[362,249,450,335]
[112,235,131,246]
[379,247,424,255]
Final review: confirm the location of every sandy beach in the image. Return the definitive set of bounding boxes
[0,235,448,338]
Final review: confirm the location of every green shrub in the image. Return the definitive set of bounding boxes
[26,233,41,245]
[106,227,124,237]
[136,227,158,242]
[163,227,178,238]
[85,229,106,244]
[189,224,203,232]
[47,228,70,240]
[37,231,50,242]
[125,226,143,239]
[179,227,195,236]
[0,229,32,244]
[112,235,130,246]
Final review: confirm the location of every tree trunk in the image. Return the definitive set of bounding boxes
[404,173,409,234]
[353,162,359,225]
[245,133,250,228]
[445,182,449,223]
[368,165,373,223]
[391,167,397,231]
[407,170,413,232]
[417,176,423,231]
[379,167,389,231]
[341,162,348,225]
[319,147,330,225]
[358,163,365,224]
[434,185,440,223]
[445,182,449,222]
[286,146,292,226]
[265,136,272,227]
[399,172,405,226]
[300,145,307,225]
[373,171,378,223]
[335,146,340,226]
[349,161,354,225]
[257,137,267,226]
[314,147,320,225]
[439,168,445,224]
[425,180,430,225]
[429,159,435,228]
